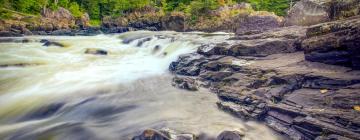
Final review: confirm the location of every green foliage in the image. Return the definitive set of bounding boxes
[89,19,101,26]
[0,8,12,19]
[236,0,290,16]
[1,0,292,21]
[68,2,82,18]
[13,0,43,13]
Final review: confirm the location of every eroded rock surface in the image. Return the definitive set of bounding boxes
[170,17,360,140]
[302,16,360,69]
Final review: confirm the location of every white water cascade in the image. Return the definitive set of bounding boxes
[0,31,282,140]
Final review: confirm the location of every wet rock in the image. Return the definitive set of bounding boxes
[170,48,360,140]
[42,40,65,47]
[50,29,74,36]
[169,53,207,76]
[85,48,108,55]
[153,45,161,53]
[0,31,23,37]
[32,31,48,35]
[75,27,102,36]
[132,129,170,140]
[197,43,229,56]
[0,63,42,68]
[19,103,64,121]
[159,128,195,140]
[101,27,131,34]
[172,76,198,91]
[216,130,244,140]
[137,37,152,47]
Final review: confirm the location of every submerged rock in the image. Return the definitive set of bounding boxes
[41,40,66,47]
[85,48,108,55]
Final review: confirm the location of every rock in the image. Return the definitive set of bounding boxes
[50,29,74,36]
[42,40,65,47]
[200,26,306,57]
[161,12,186,32]
[41,7,75,29]
[302,16,360,69]
[235,12,284,35]
[84,48,108,55]
[32,31,48,35]
[285,0,360,26]
[216,131,244,140]
[102,27,131,34]
[172,77,198,91]
[21,27,33,35]
[75,27,102,36]
[159,128,195,140]
[197,43,229,56]
[137,37,152,47]
[169,53,208,76]
[0,31,23,37]
[132,129,170,140]
[76,13,90,29]
[170,37,360,140]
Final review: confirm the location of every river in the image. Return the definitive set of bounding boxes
[0,31,282,140]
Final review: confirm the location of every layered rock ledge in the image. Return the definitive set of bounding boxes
[170,16,360,140]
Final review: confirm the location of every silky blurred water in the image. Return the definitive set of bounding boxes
[0,31,282,140]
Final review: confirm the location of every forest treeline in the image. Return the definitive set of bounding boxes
[0,0,294,21]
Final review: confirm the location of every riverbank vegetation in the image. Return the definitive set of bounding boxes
[0,0,293,21]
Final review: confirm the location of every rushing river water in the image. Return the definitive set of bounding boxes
[0,31,281,140]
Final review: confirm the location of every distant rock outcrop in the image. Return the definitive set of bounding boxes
[0,8,98,36]
[285,0,360,26]
[234,12,284,35]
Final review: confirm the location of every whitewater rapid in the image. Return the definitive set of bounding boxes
[0,31,281,140]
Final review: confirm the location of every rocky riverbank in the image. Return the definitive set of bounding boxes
[168,0,360,140]
[0,3,283,37]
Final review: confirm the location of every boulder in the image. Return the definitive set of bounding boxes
[216,131,244,140]
[161,12,186,32]
[285,0,360,26]
[235,12,284,35]
[302,16,360,69]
